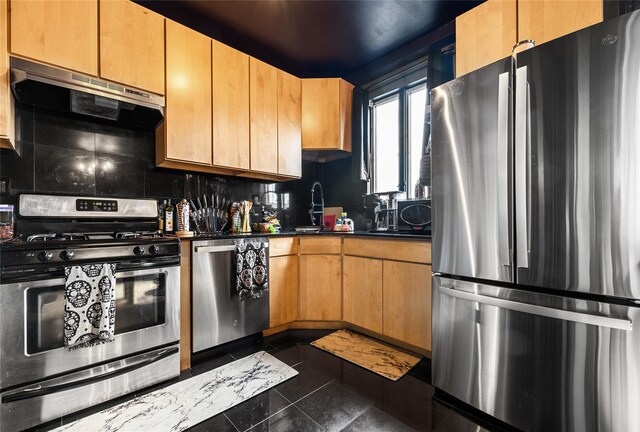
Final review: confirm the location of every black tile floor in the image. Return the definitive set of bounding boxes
[30,330,509,432]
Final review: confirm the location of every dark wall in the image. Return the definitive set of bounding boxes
[0,104,314,228]
[0,104,369,230]
[292,158,368,229]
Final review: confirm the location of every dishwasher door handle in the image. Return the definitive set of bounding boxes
[194,245,237,253]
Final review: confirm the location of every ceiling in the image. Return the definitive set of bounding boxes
[138,0,482,79]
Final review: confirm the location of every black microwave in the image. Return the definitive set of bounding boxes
[397,199,431,234]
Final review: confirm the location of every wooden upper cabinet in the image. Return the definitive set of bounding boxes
[161,20,212,165]
[100,0,165,94]
[212,41,250,170]
[10,0,98,75]
[455,0,517,77]
[278,70,302,177]
[0,0,13,149]
[302,78,354,156]
[456,0,603,76]
[249,57,278,174]
[518,0,602,47]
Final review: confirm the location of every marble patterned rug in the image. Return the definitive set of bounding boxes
[54,351,297,432]
[311,329,421,381]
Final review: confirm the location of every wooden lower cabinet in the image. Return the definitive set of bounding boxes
[382,261,432,351]
[299,255,342,320]
[269,255,299,327]
[343,256,382,334]
[179,241,192,371]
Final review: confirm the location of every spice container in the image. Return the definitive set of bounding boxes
[175,199,194,237]
[0,205,15,240]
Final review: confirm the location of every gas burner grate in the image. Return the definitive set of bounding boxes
[58,233,89,241]
[26,233,57,242]
[114,231,164,239]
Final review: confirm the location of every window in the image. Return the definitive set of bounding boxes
[370,80,427,197]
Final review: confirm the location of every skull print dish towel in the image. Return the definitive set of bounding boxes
[64,264,117,349]
[235,241,269,301]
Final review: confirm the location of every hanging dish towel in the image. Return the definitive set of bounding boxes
[64,264,117,349]
[235,242,269,301]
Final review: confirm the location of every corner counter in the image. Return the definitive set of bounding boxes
[178,232,431,371]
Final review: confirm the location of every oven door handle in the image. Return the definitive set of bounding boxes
[1,346,178,404]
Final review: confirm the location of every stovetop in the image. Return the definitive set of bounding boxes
[1,231,180,267]
[23,230,166,243]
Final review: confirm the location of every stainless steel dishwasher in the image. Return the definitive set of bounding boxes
[191,237,270,352]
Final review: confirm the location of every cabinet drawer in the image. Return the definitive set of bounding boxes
[270,237,299,257]
[343,238,431,264]
[299,237,342,255]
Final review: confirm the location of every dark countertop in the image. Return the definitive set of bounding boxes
[179,230,430,241]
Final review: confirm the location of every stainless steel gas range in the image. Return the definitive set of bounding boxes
[0,194,181,431]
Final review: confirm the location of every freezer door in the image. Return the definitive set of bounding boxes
[431,58,513,283]
[432,276,639,432]
[515,10,640,298]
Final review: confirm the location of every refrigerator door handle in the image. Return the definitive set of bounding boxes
[515,66,530,268]
[497,71,511,267]
[439,285,633,331]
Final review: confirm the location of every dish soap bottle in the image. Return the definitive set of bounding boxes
[334,213,343,231]
[164,200,174,233]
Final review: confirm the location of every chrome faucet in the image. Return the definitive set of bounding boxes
[310,181,325,226]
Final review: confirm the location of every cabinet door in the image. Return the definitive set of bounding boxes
[269,255,299,327]
[10,0,98,75]
[278,70,301,177]
[212,41,250,170]
[455,0,516,77]
[250,58,278,174]
[343,256,382,333]
[302,78,340,150]
[383,261,431,350]
[518,0,602,46]
[164,20,212,165]
[0,0,13,149]
[100,0,164,94]
[299,255,342,320]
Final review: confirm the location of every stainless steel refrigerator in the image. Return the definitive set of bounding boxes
[431,10,640,432]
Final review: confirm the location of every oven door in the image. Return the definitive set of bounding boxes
[0,266,179,390]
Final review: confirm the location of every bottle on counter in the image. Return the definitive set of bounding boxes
[158,200,165,232]
[334,213,343,231]
[164,200,174,233]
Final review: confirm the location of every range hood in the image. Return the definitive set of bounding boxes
[10,57,164,129]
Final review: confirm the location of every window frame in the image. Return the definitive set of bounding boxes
[369,78,427,196]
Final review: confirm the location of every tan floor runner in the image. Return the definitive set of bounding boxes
[310,329,421,381]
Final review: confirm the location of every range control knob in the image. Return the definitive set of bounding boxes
[133,246,145,256]
[149,245,160,255]
[38,251,54,262]
[60,250,75,261]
